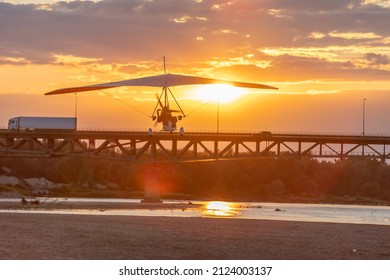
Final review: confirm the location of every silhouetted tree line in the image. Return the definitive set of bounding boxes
[1,156,390,203]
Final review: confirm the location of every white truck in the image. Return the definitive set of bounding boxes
[8,116,77,131]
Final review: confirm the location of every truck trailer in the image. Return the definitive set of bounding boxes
[8,117,77,131]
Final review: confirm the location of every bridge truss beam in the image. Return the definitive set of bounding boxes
[1,131,390,162]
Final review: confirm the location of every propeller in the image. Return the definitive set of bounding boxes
[153,109,161,127]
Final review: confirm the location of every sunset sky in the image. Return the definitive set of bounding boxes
[1,0,390,133]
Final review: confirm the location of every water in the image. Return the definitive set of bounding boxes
[242,202,390,225]
[0,198,390,225]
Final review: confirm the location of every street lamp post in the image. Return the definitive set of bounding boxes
[215,93,220,160]
[363,98,366,136]
[362,98,366,156]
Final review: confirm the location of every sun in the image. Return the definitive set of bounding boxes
[187,84,246,104]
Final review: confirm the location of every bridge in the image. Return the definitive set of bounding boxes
[2,129,390,201]
[1,129,390,162]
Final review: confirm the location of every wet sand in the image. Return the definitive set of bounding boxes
[1,209,390,259]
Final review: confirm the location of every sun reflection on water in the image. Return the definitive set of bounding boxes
[202,201,240,217]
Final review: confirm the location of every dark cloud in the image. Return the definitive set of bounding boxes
[260,0,360,11]
[365,53,389,65]
[0,0,223,63]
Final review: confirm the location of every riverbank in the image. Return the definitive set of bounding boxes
[0,197,197,211]
[1,212,389,260]
[1,185,390,207]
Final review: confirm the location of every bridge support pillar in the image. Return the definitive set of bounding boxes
[141,163,162,203]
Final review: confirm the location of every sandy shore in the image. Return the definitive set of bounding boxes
[1,203,390,259]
